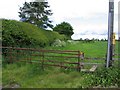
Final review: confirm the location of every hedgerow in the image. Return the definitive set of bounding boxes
[2,19,66,48]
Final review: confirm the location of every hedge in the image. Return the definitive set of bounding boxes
[2,19,66,48]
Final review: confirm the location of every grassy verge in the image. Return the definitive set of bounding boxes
[2,63,90,88]
[2,63,119,88]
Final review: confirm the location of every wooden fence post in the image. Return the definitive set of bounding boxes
[41,51,44,70]
[77,51,81,72]
[29,50,32,63]
[10,48,13,63]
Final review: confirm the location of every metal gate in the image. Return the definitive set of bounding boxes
[2,47,83,71]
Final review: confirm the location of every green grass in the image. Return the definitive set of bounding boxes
[2,63,119,88]
[2,41,120,88]
[46,41,108,57]
[2,63,94,88]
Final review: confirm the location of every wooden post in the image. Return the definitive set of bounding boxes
[112,32,116,56]
[42,51,44,70]
[10,48,13,63]
[77,51,81,72]
[29,50,32,63]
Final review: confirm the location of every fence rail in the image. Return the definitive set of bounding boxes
[84,57,119,60]
[1,47,83,71]
[1,47,119,72]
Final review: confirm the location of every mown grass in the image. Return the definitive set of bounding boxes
[2,41,120,88]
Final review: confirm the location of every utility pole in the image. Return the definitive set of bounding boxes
[106,0,114,68]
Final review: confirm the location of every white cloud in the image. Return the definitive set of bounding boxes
[48,0,119,39]
[49,0,119,19]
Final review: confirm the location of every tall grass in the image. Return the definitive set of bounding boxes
[3,63,119,88]
[2,63,92,88]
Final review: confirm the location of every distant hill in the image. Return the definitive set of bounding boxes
[2,19,66,48]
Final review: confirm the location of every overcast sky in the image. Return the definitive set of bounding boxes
[0,0,119,40]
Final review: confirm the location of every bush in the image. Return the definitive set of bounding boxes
[91,66,120,87]
[2,19,66,48]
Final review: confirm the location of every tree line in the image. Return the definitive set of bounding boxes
[19,1,73,39]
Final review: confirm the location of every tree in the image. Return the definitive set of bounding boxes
[53,22,74,39]
[18,1,53,29]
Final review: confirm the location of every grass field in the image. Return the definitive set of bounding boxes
[46,41,110,57]
[2,41,120,88]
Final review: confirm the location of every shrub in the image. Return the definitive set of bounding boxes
[91,66,120,87]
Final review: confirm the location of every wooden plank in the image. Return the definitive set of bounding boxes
[81,65,98,72]
[81,69,89,72]
[81,63,104,65]
[113,58,120,60]
[89,65,97,72]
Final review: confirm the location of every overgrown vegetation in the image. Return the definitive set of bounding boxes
[91,66,120,87]
[2,19,66,48]
[2,41,120,88]
[2,60,119,88]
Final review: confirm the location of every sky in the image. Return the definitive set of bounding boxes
[0,0,120,40]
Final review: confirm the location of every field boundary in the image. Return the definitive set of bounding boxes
[1,47,83,71]
[1,47,119,72]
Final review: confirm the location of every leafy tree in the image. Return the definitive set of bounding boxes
[18,1,53,29]
[53,22,74,39]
